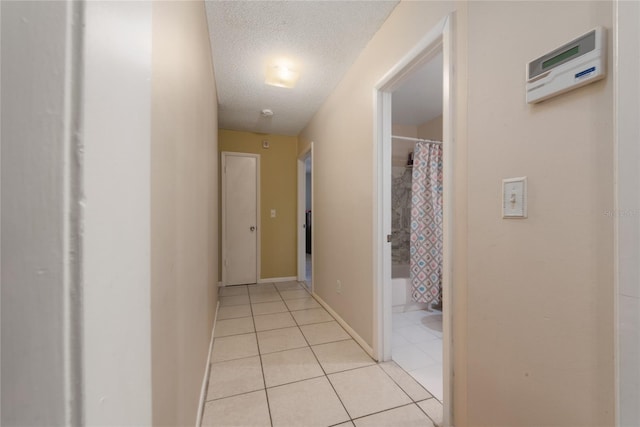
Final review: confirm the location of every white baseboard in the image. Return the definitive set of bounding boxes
[311,292,376,360]
[196,301,219,427]
[258,276,297,284]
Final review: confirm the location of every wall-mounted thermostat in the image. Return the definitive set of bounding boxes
[526,27,606,104]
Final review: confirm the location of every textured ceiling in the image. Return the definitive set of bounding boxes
[392,52,443,127]
[205,1,399,136]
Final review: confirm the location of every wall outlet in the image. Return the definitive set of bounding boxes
[336,279,342,294]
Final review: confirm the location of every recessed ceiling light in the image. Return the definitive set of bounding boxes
[265,64,300,89]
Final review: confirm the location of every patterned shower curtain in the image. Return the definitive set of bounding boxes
[410,141,443,305]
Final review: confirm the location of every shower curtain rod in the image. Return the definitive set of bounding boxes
[391,135,442,145]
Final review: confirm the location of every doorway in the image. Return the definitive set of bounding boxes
[297,145,313,292]
[373,14,455,426]
[222,152,260,285]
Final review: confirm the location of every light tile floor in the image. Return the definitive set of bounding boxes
[203,282,443,427]
[391,309,444,402]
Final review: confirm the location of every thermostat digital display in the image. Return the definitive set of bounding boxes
[526,27,606,104]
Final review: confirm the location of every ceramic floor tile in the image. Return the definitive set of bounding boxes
[257,326,308,354]
[217,304,252,320]
[392,315,414,330]
[392,333,412,350]
[291,308,334,325]
[415,339,443,363]
[211,333,258,363]
[219,285,248,297]
[267,377,350,427]
[311,340,375,374]
[250,291,283,304]
[201,390,270,427]
[395,324,437,344]
[328,365,411,419]
[409,364,443,402]
[284,296,321,311]
[379,361,432,402]
[300,321,350,345]
[261,347,324,387]
[333,423,355,427]
[214,317,255,338]
[275,281,305,291]
[206,356,264,400]
[220,295,251,307]
[251,301,288,316]
[254,312,296,332]
[418,398,443,427]
[353,403,434,427]
[279,289,310,300]
[248,283,276,294]
[392,345,434,372]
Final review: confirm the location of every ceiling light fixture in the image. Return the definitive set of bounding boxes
[265,64,300,89]
[261,109,274,117]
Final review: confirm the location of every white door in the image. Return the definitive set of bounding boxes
[222,153,259,285]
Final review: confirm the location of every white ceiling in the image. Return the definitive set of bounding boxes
[392,52,443,126]
[205,1,399,136]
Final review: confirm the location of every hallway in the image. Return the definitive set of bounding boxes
[202,282,443,426]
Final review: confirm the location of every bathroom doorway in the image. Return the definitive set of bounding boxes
[297,145,313,292]
[374,14,455,426]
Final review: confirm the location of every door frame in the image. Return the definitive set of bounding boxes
[221,151,261,285]
[372,13,455,426]
[297,143,314,290]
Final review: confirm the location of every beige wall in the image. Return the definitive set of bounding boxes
[418,114,443,141]
[219,130,298,280]
[151,1,219,425]
[299,1,614,425]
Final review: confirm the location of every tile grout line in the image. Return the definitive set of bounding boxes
[377,362,431,404]
[248,295,274,427]
[414,397,441,427]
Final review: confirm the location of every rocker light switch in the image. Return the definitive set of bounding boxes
[502,177,527,218]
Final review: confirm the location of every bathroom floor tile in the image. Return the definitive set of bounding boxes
[257,326,308,354]
[392,333,412,350]
[261,347,324,387]
[206,356,264,401]
[251,301,288,316]
[415,339,443,363]
[311,340,375,374]
[409,364,443,402]
[284,296,321,311]
[291,308,333,325]
[279,289,310,300]
[219,285,248,297]
[300,321,350,345]
[392,345,434,372]
[220,295,251,307]
[201,390,270,427]
[328,365,411,419]
[211,333,258,363]
[395,324,437,344]
[217,304,252,320]
[353,403,434,427]
[418,398,444,427]
[214,317,255,338]
[267,377,349,427]
[379,361,432,402]
[254,312,296,332]
[250,291,282,304]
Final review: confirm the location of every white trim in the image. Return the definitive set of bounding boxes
[258,276,298,284]
[221,152,261,286]
[296,143,314,291]
[373,13,455,427]
[195,301,219,427]
[312,292,375,359]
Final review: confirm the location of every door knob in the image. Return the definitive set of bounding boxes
[250,226,256,232]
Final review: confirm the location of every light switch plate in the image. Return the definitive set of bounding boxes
[502,177,527,218]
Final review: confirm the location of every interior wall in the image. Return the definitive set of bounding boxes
[391,124,418,167]
[219,129,298,280]
[1,2,71,423]
[417,115,443,141]
[616,1,640,425]
[465,2,613,425]
[299,0,615,425]
[151,1,219,425]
